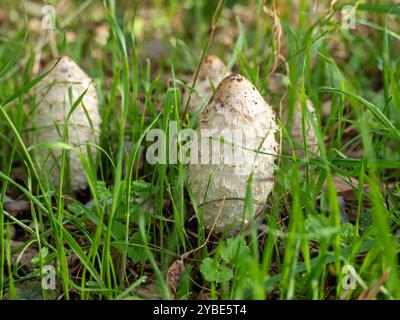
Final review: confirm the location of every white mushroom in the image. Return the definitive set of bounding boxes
[188,73,279,233]
[32,55,101,192]
[283,99,318,156]
[183,55,227,114]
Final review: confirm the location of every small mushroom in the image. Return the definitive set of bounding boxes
[183,55,227,114]
[283,99,319,156]
[188,73,279,233]
[32,55,101,192]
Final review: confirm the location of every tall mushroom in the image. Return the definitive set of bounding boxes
[283,99,319,156]
[32,55,101,192]
[188,73,279,233]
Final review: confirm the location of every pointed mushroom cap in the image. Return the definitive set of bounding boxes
[184,55,227,114]
[35,56,99,123]
[284,99,318,156]
[188,73,279,233]
[32,55,101,192]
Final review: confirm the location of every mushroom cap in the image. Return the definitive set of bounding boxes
[32,55,101,192]
[283,99,318,156]
[188,73,279,233]
[183,55,227,114]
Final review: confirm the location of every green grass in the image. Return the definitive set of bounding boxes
[0,0,400,300]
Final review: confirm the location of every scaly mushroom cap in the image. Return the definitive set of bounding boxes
[183,55,227,114]
[33,55,101,192]
[188,73,279,233]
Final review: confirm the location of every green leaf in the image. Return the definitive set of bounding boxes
[220,236,251,264]
[111,220,126,240]
[219,264,234,283]
[340,222,356,246]
[126,246,147,264]
[305,214,341,241]
[200,257,234,284]
[200,258,221,283]
[96,180,112,202]
[112,232,150,264]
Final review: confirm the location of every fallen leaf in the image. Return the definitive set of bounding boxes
[166,258,185,299]
[166,197,225,298]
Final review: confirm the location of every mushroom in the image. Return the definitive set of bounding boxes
[283,99,318,156]
[188,73,279,233]
[32,55,101,192]
[183,55,227,114]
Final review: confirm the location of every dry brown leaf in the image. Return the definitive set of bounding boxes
[330,175,360,201]
[166,197,225,299]
[166,258,185,299]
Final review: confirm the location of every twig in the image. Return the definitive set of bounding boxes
[263,0,282,75]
